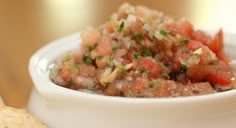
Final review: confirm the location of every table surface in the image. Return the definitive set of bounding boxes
[1,0,236,108]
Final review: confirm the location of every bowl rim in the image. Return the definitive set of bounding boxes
[28,30,236,105]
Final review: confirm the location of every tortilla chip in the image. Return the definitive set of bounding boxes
[0,106,48,128]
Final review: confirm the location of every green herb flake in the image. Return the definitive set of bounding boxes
[180,64,187,72]
[141,68,147,73]
[182,38,189,44]
[142,49,153,57]
[181,49,189,53]
[83,55,94,65]
[118,21,125,32]
[135,33,143,41]
[149,80,160,88]
[163,73,170,79]
[57,68,62,73]
[86,45,92,52]
[116,65,126,73]
[68,63,79,70]
[112,45,120,51]
[68,78,73,85]
[104,82,111,88]
[168,31,175,36]
[64,55,71,62]
[133,52,141,59]
[108,56,114,62]
[164,63,170,67]
[160,30,167,36]
[129,40,137,48]
[93,43,98,49]
[96,56,102,60]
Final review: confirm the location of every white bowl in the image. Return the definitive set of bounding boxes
[28,31,236,128]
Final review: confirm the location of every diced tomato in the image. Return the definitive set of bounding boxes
[191,82,214,95]
[166,18,193,38]
[81,27,101,46]
[95,56,108,68]
[192,30,211,45]
[58,66,72,82]
[187,40,203,51]
[131,19,143,33]
[105,83,120,96]
[95,35,113,56]
[141,57,163,79]
[142,57,156,69]
[105,21,119,33]
[206,73,231,86]
[208,29,223,54]
[216,50,231,63]
[78,64,96,77]
[153,80,173,97]
[205,61,233,86]
[131,79,148,93]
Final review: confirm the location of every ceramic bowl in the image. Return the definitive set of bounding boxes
[28,31,236,128]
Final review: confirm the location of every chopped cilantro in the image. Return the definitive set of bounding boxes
[163,73,170,79]
[129,41,136,48]
[149,83,155,88]
[182,38,189,44]
[181,49,189,53]
[86,45,92,52]
[116,65,126,73]
[180,64,187,72]
[164,63,170,67]
[68,63,79,70]
[86,43,98,52]
[142,49,152,57]
[160,30,167,36]
[141,68,147,73]
[57,68,62,73]
[68,78,73,85]
[149,79,160,88]
[64,55,71,62]
[133,52,141,59]
[112,45,120,51]
[93,43,98,49]
[83,55,94,64]
[104,82,111,88]
[96,56,102,60]
[168,31,175,36]
[108,56,114,62]
[135,33,143,41]
[118,21,124,32]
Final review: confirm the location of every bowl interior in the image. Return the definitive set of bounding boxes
[29,30,236,105]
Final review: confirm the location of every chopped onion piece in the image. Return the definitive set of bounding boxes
[193,47,202,55]
[127,14,136,23]
[154,31,164,40]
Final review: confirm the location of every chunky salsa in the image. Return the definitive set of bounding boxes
[50,3,236,97]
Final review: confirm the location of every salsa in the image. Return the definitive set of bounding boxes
[50,3,236,97]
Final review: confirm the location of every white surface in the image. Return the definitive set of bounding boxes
[28,32,236,128]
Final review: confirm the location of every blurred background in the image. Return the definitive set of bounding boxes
[0,0,236,108]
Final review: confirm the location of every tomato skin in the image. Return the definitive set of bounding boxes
[131,79,148,93]
[208,29,223,53]
[205,73,231,86]
[141,57,163,79]
[166,19,193,38]
[187,40,203,51]
[216,50,231,64]
[192,30,211,45]
[58,67,72,82]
